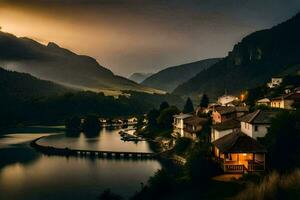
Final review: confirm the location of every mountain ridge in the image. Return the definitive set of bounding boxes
[0,31,161,95]
[173,12,300,98]
[129,72,154,83]
[141,58,221,92]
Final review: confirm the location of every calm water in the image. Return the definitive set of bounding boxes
[0,127,161,200]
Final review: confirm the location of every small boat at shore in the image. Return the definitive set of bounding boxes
[119,130,145,142]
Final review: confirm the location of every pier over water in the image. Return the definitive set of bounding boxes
[31,137,157,159]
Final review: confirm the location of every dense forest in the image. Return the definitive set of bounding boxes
[0,68,184,130]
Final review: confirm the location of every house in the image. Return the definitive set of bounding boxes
[212,131,267,173]
[173,113,207,140]
[256,98,271,106]
[183,117,208,140]
[212,106,249,124]
[217,95,239,106]
[211,119,240,142]
[267,77,283,88]
[270,92,300,110]
[127,117,138,125]
[239,110,278,139]
[173,113,193,137]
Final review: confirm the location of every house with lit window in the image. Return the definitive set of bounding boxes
[256,98,271,106]
[238,110,278,139]
[270,92,300,110]
[212,131,267,173]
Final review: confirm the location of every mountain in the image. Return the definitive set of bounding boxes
[129,73,154,83]
[0,67,72,98]
[141,58,221,92]
[0,31,161,95]
[173,13,300,99]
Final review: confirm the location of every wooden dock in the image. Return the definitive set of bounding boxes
[30,137,156,159]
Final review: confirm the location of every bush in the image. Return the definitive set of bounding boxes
[174,138,192,155]
[234,170,300,200]
[262,110,300,172]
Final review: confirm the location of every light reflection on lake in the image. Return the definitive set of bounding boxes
[38,127,152,153]
[0,127,161,200]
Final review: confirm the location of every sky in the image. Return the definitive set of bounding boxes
[0,0,299,76]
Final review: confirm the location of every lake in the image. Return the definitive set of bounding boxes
[0,127,161,200]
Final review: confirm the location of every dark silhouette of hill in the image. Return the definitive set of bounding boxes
[173,13,300,98]
[142,58,221,92]
[0,31,160,94]
[0,67,72,98]
[129,73,154,83]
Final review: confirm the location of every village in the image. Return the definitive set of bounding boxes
[154,76,300,175]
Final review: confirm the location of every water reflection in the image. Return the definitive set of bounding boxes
[0,127,161,200]
[39,127,152,153]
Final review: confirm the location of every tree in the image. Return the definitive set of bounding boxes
[82,115,101,137]
[65,116,81,131]
[174,137,192,155]
[183,97,194,113]
[185,142,220,182]
[200,94,209,108]
[147,109,160,128]
[98,189,123,200]
[262,110,300,172]
[157,106,180,129]
[159,101,170,111]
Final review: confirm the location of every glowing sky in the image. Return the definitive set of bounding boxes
[0,0,299,76]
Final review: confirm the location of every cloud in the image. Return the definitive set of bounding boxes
[0,0,299,76]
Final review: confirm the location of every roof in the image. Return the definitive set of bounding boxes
[272,93,300,101]
[257,98,271,103]
[173,113,193,119]
[235,106,249,112]
[184,116,208,126]
[212,131,267,153]
[238,110,278,124]
[214,106,248,115]
[214,106,236,115]
[212,119,240,131]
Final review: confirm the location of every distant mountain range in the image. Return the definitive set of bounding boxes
[0,67,72,98]
[173,13,300,98]
[0,31,161,95]
[141,58,221,92]
[129,73,154,83]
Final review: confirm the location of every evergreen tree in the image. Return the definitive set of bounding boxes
[159,101,170,111]
[147,109,160,128]
[183,97,194,113]
[200,94,209,108]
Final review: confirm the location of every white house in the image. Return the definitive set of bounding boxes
[173,113,207,140]
[173,113,193,137]
[239,110,278,139]
[217,95,239,106]
[267,77,283,88]
[211,119,240,142]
